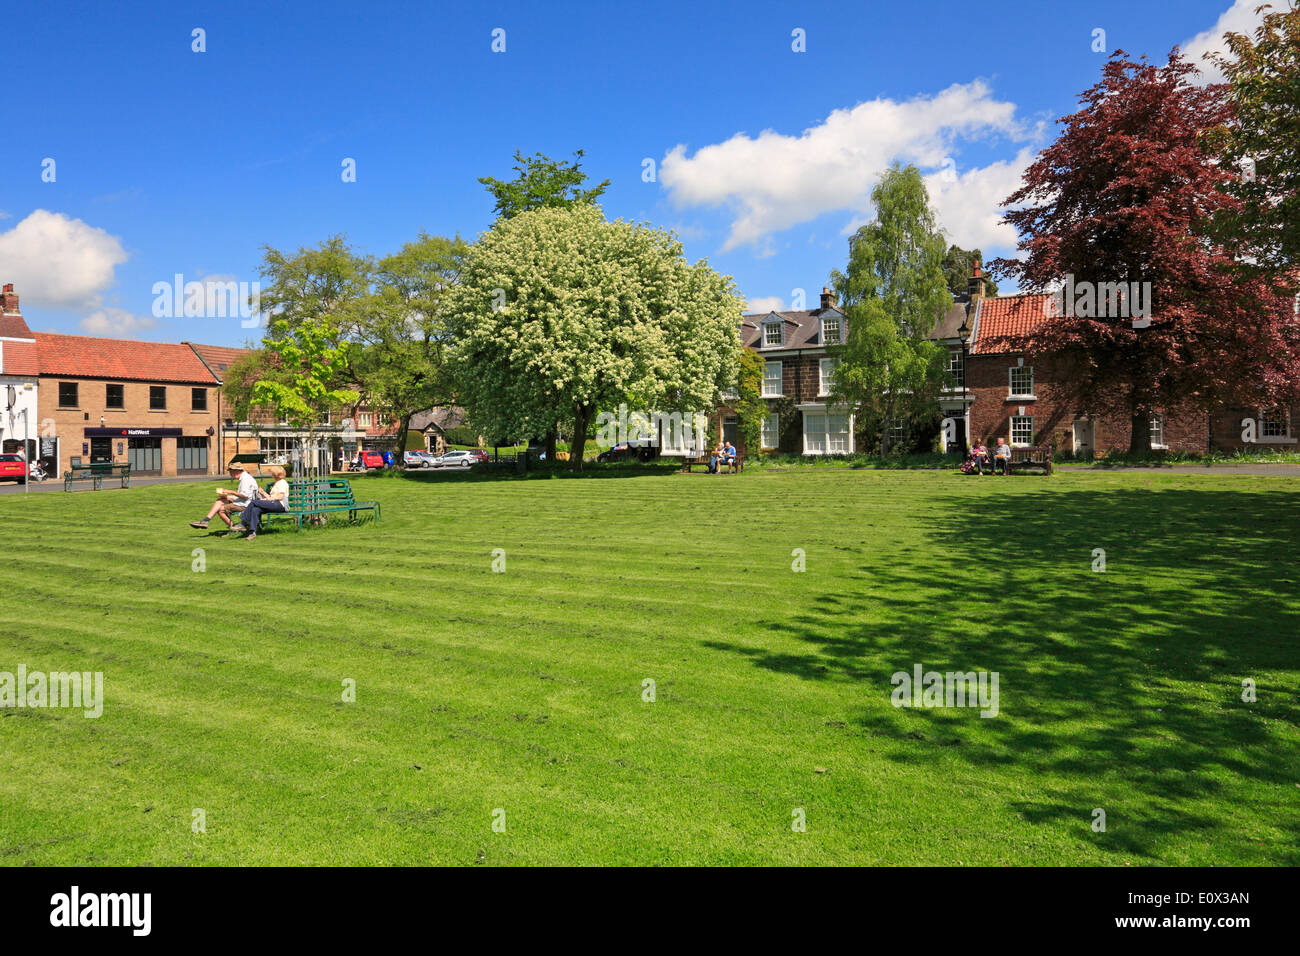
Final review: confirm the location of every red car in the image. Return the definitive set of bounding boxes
[357,450,386,469]
[0,454,27,484]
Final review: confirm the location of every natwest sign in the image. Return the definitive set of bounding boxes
[83,427,184,438]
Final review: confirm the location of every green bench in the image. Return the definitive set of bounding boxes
[260,478,380,530]
[63,461,131,492]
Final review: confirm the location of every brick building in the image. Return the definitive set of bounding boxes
[187,342,402,472]
[724,287,852,456]
[35,333,223,476]
[946,270,1298,456]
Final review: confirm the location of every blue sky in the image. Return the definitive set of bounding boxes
[0,0,1261,344]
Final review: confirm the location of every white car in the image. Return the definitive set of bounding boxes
[431,450,477,468]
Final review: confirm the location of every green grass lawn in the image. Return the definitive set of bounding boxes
[2,468,1297,865]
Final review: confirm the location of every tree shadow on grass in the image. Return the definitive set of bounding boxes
[703,484,1300,861]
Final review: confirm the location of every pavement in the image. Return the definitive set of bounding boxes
[0,474,219,495]
[1055,463,1300,476]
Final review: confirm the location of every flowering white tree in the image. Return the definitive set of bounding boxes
[448,205,743,468]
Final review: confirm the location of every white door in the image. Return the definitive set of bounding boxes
[1072,420,1095,459]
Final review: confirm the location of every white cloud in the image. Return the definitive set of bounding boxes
[1182,0,1271,84]
[0,210,10,220]
[744,295,785,314]
[659,80,1031,253]
[921,148,1037,251]
[78,308,157,338]
[0,210,128,308]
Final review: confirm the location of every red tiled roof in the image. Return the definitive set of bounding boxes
[0,340,39,376]
[971,294,1052,355]
[35,333,220,384]
[187,343,253,379]
[0,314,34,339]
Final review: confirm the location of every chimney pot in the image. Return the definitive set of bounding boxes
[820,287,835,310]
[967,259,985,301]
[0,283,17,315]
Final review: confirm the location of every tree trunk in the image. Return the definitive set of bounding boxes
[545,427,558,462]
[1128,411,1152,454]
[395,411,413,464]
[569,406,592,471]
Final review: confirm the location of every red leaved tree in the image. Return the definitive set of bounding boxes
[993,50,1300,452]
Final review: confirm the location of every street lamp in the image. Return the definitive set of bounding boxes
[957,315,971,454]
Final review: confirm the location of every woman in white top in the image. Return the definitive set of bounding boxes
[241,465,290,539]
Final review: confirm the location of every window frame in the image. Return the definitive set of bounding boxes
[1008,365,1035,399]
[762,361,783,398]
[1149,414,1166,449]
[1010,414,1035,447]
[149,386,167,411]
[818,358,839,396]
[191,388,208,411]
[763,322,783,348]
[760,413,779,450]
[821,316,841,345]
[58,381,79,408]
[105,383,125,410]
[947,349,964,387]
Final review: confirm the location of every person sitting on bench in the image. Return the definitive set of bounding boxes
[239,466,290,540]
[993,437,1012,475]
[191,462,260,531]
[970,441,990,475]
[708,442,724,474]
[719,441,737,472]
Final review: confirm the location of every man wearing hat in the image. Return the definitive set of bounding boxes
[190,461,261,532]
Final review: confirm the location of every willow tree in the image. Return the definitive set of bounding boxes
[447,204,743,469]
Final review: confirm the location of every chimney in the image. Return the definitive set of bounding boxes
[967,260,985,302]
[820,286,835,311]
[1,283,18,315]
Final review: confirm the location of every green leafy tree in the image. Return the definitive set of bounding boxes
[250,316,360,476]
[478,149,611,456]
[829,164,951,453]
[478,149,610,221]
[732,348,767,453]
[942,244,998,297]
[1205,3,1300,272]
[351,232,469,455]
[447,204,742,470]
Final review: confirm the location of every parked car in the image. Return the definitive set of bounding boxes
[0,454,26,484]
[431,450,478,468]
[357,450,387,469]
[468,449,488,463]
[403,450,433,468]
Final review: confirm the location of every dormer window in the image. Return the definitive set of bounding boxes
[821,316,841,345]
[763,322,783,347]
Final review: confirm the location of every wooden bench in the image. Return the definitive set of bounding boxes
[260,478,381,530]
[63,461,131,492]
[681,451,744,474]
[1007,445,1052,475]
